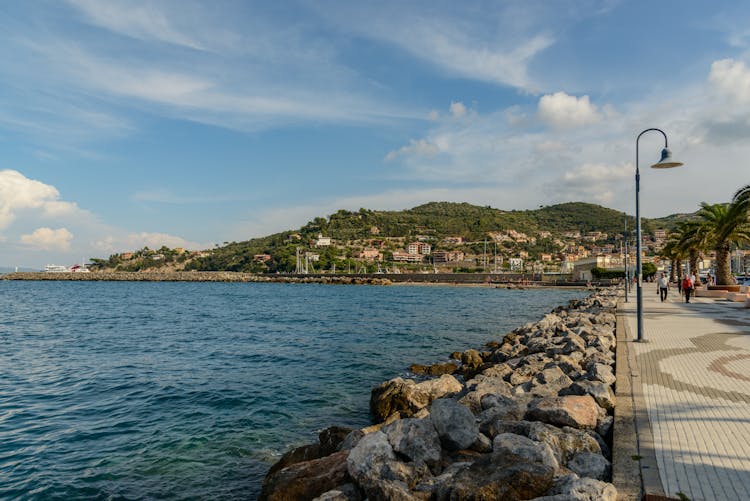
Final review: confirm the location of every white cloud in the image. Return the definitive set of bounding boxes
[93,232,202,253]
[548,162,631,205]
[66,0,204,50]
[385,139,440,162]
[0,170,65,230]
[538,92,601,128]
[450,101,467,117]
[708,58,750,103]
[20,227,74,251]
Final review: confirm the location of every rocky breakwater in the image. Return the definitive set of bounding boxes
[261,289,619,500]
[1,271,392,285]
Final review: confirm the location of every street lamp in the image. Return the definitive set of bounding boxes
[635,128,683,342]
[624,214,629,303]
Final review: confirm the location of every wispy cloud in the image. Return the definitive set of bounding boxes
[66,0,205,50]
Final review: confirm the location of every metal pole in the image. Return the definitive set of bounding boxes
[635,127,670,343]
[624,215,629,302]
[636,160,643,341]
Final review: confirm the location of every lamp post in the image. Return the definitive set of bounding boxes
[624,215,629,303]
[635,128,683,342]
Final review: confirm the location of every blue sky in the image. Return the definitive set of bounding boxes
[1,0,750,268]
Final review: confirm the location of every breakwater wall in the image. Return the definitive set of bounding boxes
[261,289,621,500]
[1,271,602,287]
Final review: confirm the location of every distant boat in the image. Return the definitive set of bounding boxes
[44,263,90,273]
[45,264,69,272]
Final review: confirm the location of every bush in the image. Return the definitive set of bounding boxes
[590,267,625,279]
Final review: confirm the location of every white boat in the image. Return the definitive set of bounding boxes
[45,264,69,272]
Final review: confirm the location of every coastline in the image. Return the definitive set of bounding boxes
[261,288,624,500]
[1,271,598,289]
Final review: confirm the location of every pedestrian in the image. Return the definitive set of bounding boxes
[677,275,682,294]
[682,274,694,303]
[657,272,669,302]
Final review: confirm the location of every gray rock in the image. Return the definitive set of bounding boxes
[527,366,574,397]
[430,398,479,451]
[383,418,442,470]
[559,380,615,411]
[471,432,493,453]
[549,475,618,501]
[567,452,611,481]
[346,431,396,482]
[369,375,463,423]
[526,422,602,466]
[338,430,365,451]
[460,374,513,413]
[480,363,513,380]
[435,450,555,500]
[596,415,614,439]
[312,483,362,501]
[347,432,425,500]
[493,433,559,470]
[582,352,614,371]
[586,364,616,386]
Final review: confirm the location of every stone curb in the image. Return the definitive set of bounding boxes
[614,296,672,501]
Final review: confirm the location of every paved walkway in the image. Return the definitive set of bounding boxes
[620,283,750,501]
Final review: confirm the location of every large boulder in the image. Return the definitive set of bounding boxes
[383,418,442,471]
[525,366,574,397]
[567,451,611,481]
[370,375,462,423]
[559,380,615,411]
[586,364,616,386]
[430,398,479,451]
[492,433,559,471]
[525,395,599,430]
[526,422,602,466]
[347,431,423,499]
[435,452,555,500]
[541,474,618,501]
[260,451,350,501]
[459,374,513,413]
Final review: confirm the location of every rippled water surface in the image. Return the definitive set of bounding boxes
[0,281,587,499]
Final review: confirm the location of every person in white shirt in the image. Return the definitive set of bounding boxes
[657,272,670,302]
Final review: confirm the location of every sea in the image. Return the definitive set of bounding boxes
[0,281,588,499]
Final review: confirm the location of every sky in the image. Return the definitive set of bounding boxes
[2,0,750,268]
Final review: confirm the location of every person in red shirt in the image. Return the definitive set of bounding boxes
[682,275,694,303]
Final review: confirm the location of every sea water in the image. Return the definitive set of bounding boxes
[0,281,586,499]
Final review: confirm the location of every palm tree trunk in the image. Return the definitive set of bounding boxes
[715,243,733,285]
[669,260,677,282]
[689,249,701,285]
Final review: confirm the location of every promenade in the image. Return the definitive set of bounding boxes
[618,282,750,500]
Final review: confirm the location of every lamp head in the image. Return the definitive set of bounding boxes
[651,148,683,169]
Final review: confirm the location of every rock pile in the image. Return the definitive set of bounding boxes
[261,289,619,500]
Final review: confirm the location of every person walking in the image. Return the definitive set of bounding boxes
[657,272,670,302]
[682,274,694,303]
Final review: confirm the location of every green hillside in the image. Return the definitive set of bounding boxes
[181,201,685,273]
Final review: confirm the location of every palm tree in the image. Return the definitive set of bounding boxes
[696,196,750,285]
[660,237,686,283]
[674,221,709,285]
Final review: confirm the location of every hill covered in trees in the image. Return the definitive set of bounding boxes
[171,201,691,273]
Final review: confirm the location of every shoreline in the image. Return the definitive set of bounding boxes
[261,288,624,500]
[1,271,599,289]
